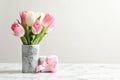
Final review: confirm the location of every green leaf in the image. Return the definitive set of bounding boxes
[16,19,21,24]
[20,36,28,44]
[31,35,36,44]
[37,16,41,21]
[32,27,47,44]
[32,37,39,44]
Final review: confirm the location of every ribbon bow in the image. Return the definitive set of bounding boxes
[36,56,57,73]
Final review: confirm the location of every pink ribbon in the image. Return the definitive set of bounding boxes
[36,56,57,73]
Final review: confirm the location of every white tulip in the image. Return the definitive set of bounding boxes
[36,12,45,23]
[40,12,45,23]
[36,12,41,19]
[26,11,36,26]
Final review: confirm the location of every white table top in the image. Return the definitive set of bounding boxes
[0,63,120,80]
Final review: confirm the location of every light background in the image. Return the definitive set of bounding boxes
[0,0,120,63]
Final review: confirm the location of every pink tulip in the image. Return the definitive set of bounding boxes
[19,11,27,24]
[46,21,56,33]
[11,22,25,37]
[42,14,55,27]
[32,20,42,34]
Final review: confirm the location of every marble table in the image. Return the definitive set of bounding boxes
[0,63,120,80]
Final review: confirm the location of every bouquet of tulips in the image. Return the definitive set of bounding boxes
[11,11,56,45]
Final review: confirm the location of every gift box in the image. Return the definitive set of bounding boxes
[35,55,58,73]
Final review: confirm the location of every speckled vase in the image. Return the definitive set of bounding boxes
[22,45,39,73]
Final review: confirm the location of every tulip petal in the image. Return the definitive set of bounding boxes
[46,22,56,33]
[11,22,25,37]
[26,11,36,26]
[42,14,55,27]
[32,20,42,34]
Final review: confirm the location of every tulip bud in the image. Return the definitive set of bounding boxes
[42,14,55,27]
[11,22,25,37]
[19,11,27,24]
[26,11,36,26]
[36,12,45,23]
[32,20,42,34]
[46,21,56,33]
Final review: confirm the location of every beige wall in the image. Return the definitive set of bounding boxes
[0,0,120,63]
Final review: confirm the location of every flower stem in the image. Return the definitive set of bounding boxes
[32,27,46,44]
[20,36,28,44]
[26,26,31,44]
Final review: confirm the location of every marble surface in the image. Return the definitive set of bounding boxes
[0,63,120,80]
